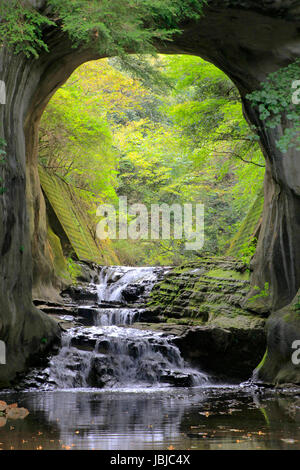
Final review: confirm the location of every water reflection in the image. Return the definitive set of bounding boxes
[1,387,300,450]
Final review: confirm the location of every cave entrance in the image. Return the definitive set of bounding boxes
[38,55,265,269]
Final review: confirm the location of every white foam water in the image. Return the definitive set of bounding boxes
[47,266,210,390]
[48,326,209,389]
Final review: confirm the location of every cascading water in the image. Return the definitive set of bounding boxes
[97,266,165,302]
[46,266,209,390]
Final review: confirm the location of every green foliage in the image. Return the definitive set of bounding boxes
[40,55,264,266]
[247,59,300,152]
[67,257,82,283]
[0,0,206,59]
[0,1,54,57]
[238,237,257,266]
[49,0,206,55]
[39,72,118,204]
[160,55,264,254]
[249,282,270,303]
[294,296,300,313]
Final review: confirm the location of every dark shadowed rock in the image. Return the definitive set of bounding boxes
[61,285,98,302]
[121,284,145,302]
[173,325,266,380]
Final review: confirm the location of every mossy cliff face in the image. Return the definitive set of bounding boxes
[146,257,266,379]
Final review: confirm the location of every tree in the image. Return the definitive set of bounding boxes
[41,56,265,264]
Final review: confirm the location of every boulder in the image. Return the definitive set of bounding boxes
[253,294,300,385]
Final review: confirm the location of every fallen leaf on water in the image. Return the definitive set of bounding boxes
[199,411,210,417]
[0,401,7,411]
[6,403,17,409]
[7,407,29,420]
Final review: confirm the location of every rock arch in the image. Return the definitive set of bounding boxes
[0,0,299,384]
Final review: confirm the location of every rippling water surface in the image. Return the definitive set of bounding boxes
[1,386,300,450]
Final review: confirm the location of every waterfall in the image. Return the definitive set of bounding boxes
[97,266,167,302]
[46,266,209,390]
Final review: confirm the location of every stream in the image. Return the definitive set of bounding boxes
[1,266,300,450]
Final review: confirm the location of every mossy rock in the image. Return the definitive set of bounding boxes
[147,256,263,334]
[253,295,300,385]
[205,268,249,281]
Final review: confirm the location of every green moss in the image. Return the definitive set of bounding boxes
[147,256,258,329]
[166,317,205,326]
[227,187,264,258]
[209,314,265,330]
[47,225,71,282]
[40,166,119,265]
[205,269,249,281]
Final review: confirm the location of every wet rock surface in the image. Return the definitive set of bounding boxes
[173,325,266,380]
[39,326,208,389]
[26,262,269,388]
[147,257,256,325]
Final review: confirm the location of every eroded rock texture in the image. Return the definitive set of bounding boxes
[0,0,299,384]
[0,27,98,385]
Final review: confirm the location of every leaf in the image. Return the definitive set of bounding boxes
[0,401,7,412]
[6,407,29,420]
